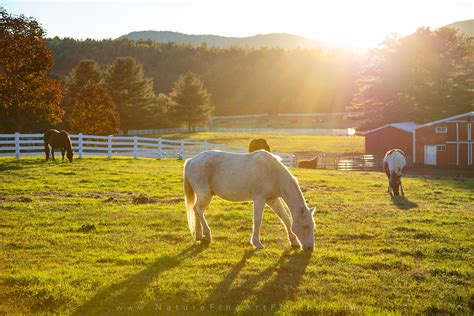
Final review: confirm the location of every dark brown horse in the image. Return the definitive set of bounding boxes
[44,129,74,162]
[248,138,271,152]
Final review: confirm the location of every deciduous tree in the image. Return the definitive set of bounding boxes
[69,83,120,135]
[0,8,63,132]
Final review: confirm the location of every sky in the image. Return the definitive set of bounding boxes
[2,0,473,48]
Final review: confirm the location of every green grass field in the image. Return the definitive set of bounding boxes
[1,157,473,314]
[156,132,364,155]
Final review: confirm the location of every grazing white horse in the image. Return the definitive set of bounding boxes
[383,149,407,197]
[184,150,315,250]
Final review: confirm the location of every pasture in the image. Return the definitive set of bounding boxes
[154,132,364,155]
[0,157,473,314]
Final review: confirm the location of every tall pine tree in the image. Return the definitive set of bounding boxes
[350,27,473,130]
[103,57,155,135]
[168,72,213,132]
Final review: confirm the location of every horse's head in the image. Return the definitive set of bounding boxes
[390,173,401,196]
[292,206,315,251]
[67,150,74,163]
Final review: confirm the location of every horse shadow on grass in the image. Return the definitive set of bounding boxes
[392,196,418,210]
[72,244,208,315]
[204,249,312,313]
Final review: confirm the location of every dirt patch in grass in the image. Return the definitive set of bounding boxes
[16,197,33,203]
[132,194,157,204]
[336,232,376,240]
[77,224,96,232]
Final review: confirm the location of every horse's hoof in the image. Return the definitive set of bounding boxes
[201,236,211,244]
[251,241,264,249]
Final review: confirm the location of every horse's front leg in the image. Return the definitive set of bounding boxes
[251,197,265,249]
[267,198,299,248]
[51,147,55,161]
[44,144,50,161]
[61,148,65,160]
[400,179,405,197]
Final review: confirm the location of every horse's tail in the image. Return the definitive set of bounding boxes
[183,160,196,237]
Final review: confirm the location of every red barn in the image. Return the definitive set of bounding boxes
[363,122,419,159]
[413,112,474,167]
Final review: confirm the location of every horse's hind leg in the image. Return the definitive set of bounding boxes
[193,193,212,243]
[267,198,299,248]
[61,148,65,160]
[194,212,203,241]
[51,147,55,161]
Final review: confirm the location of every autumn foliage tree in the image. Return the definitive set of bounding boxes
[69,83,120,135]
[168,72,213,132]
[0,8,63,132]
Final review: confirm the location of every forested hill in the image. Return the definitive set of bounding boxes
[46,38,359,115]
[443,19,474,37]
[119,31,327,49]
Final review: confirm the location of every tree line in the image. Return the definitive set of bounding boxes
[1,8,472,133]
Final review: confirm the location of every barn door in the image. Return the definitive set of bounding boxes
[424,145,437,165]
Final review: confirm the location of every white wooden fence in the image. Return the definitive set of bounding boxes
[0,133,295,167]
[125,127,356,136]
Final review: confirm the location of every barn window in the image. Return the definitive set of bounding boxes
[436,145,446,151]
[435,126,447,133]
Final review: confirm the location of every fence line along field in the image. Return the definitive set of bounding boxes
[1,157,472,314]
[149,132,365,155]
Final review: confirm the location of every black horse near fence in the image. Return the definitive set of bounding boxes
[44,129,74,162]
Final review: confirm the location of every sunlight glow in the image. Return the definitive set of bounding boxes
[3,0,473,48]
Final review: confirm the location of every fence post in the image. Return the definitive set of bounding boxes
[78,133,83,158]
[108,135,112,158]
[133,136,138,159]
[14,132,20,159]
[180,140,185,159]
[157,138,162,159]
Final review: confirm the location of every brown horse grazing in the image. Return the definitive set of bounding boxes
[44,129,74,162]
[248,138,271,152]
[297,156,318,169]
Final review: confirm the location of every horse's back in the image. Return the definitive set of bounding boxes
[185,150,283,200]
[44,129,59,141]
[384,149,407,175]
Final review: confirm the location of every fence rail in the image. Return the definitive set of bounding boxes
[0,133,295,167]
[125,127,356,136]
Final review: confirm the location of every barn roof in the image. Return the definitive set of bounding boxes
[362,122,419,135]
[414,111,474,129]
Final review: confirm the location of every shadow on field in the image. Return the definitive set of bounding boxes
[73,244,208,315]
[392,196,418,210]
[204,249,312,311]
[0,158,44,171]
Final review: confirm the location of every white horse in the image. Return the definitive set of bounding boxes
[183,150,315,250]
[383,149,407,197]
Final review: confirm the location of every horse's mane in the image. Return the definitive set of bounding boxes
[259,150,305,204]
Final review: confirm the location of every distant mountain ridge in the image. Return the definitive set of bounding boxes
[119,31,328,49]
[443,19,474,37]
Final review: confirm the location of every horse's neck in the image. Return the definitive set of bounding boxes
[280,176,306,215]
